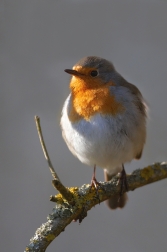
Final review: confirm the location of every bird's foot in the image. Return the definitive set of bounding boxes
[91,176,101,190]
[90,176,102,204]
[90,165,102,203]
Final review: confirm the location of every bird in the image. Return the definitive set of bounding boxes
[60,56,147,209]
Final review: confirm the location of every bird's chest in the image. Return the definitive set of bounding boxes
[61,96,129,166]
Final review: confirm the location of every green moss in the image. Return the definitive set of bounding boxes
[141,166,154,180]
[46,234,55,241]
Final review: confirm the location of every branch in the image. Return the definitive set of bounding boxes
[25,117,167,252]
[34,116,74,203]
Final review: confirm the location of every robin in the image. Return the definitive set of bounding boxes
[60,56,147,209]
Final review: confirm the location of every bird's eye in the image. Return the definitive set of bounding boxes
[90,70,98,77]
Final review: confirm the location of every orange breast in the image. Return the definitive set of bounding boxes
[69,77,125,122]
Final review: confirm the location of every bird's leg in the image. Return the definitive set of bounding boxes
[91,165,100,189]
[119,164,128,199]
[90,165,102,203]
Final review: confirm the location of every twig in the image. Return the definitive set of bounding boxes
[34,116,74,203]
[35,116,59,180]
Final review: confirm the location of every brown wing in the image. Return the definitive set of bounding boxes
[121,80,147,116]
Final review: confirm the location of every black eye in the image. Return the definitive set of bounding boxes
[90,70,98,77]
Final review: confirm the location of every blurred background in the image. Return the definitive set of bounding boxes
[1,1,167,251]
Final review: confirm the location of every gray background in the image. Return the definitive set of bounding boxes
[1,1,167,252]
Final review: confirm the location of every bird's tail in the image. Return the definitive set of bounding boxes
[104,168,128,209]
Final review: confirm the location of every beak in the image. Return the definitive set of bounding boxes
[64,69,82,76]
